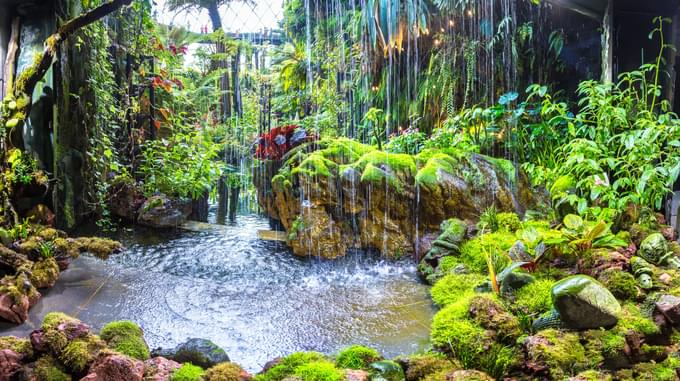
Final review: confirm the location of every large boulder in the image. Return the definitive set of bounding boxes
[137,195,191,228]
[254,139,544,259]
[152,338,229,369]
[550,275,621,330]
[108,178,145,221]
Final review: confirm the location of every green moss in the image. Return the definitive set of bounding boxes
[496,213,521,232]
[633,354,680,381]
[615,303,660,336]
[524,329,594,379]
[318,138,375,164]
[293,360,343,381]
[100,320,150,360]
[33,356,71,381]
[467,295,521,342]
[291,152,338,178]
[0,336,34,358]
[430,293,517,378]
[60,338,101,373]
[437,257,460,274]
[42,312,78,330]
[335,345,381,369]
[356,151,416,175]
[414,153,457,189]
[571,369,613,381]
[514,278,555,315]
[31,258,60,288]
[602,271,637,301]
[360,163,404,191]
[430,273,485,306]
[459,231,516,273]
[171,363,206,381]
[74,237,122,259]
[205,362,246,381]
[400,353,455,381]
[255,352,327,381]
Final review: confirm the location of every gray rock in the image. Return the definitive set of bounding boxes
[551,275,621,329]
[137,194,191,228]
[655,294,680,326]
[152,338,229,369]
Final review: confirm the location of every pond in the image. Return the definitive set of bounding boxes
[0,214,435,371]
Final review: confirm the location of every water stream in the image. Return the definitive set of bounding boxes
[0,215,435,371]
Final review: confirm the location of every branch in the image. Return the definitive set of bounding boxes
[14,0,133,100]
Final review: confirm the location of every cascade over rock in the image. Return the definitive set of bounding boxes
[255,139,544,259]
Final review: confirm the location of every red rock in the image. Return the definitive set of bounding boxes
[656,294,680,326]
[80,353,144,381]
[143,357,181,381]
[345,369,369,381]
[0,349,22,381]
[58,321,90,340]
[29,330,48,353]
[0,293,31,324]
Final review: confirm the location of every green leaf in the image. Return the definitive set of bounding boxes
[563,214,583,230]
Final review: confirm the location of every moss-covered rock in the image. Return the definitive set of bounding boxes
[443,370,493,381]
[100,320,150,360]
[293,360,344,381]
[514,278,554,315]
[335,346,382,370]
[467,295,521,342]
[397,353,455,381]
[522,329,598,379]
[255,352,328,381]
[32,355,71,381]
[171,363,206,381]
[599,270,637,301]
[31,258,60,289]
[0,336,34,358]
[368,360,404,381]
[59,336,105,373]
[74,237,122,259]
[205,362,251,381]
[430,273,484,307]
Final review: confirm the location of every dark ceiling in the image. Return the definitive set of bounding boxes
[550,0,680,19]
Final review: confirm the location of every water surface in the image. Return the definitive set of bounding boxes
[0,215,435,371]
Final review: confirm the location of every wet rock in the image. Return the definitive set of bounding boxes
[444,370,493,381]
[346,369,370,381]
[108,178,145,221]
[260,357,283,374]
[205,362,252,381]
[57,321,91,340]
[25,204,55,227]
[368,360,404,381]
[143,357,181,381]
[655,294,680,326]
[468,295,521,342]
[0,292,32,324]
[137,195,191,228]
[29,330,48,353]
[80,353,144,381]
[29,258,60,289]
[639,233,680,269]
[417,218,468,283]
[0,349,22,381]
[152,338,229,369]
[550,275,621,330]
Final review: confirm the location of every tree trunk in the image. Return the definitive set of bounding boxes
[228,185,239,221]
[207,1,231,123]
[232,47,242,118]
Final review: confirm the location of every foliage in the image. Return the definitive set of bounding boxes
[385,127,425,155]
[138,132,221,199]
[545,214,627,255]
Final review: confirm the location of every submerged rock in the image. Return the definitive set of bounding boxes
[152,338,229,369]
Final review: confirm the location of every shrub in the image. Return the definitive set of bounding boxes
[335,345,381,369]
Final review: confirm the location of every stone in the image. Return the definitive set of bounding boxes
[25,204,55,227]
[659,273,672,285]
[29,330,48,353]
[346,369,370,381]
[655,294,680,326]
[143,356,181,381]
[550,275,621,330]
[0,349,22,381]
[152,338,229,369]
[0,292,32,324]
[80,353,144,381]
[137,195,191,228]
[368,360,404,381]
[445,370,493,381]
[108,178,145,221]
[639,233,677,268]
